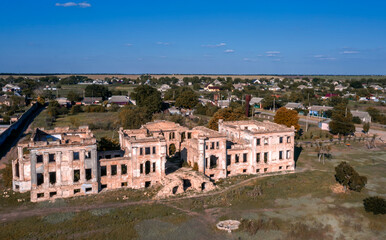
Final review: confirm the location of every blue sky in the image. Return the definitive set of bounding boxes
[1,0,386,74]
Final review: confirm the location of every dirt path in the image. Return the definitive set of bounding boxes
[0,169,310,223]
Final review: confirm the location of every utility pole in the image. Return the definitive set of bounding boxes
[273,97,276,112]
[306,93,309,132]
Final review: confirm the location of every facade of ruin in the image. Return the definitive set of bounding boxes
[12,120,295,202]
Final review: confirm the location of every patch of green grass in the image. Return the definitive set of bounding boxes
[0,204,182,240]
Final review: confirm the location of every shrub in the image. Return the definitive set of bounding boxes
[0,163,13,188]
[363,196,386,215]
[335,162,367,192]
[70,105,83,115]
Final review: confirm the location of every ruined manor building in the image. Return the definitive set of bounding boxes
[12,120,295,202]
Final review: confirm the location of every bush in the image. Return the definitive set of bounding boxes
[0,163,13,188]
[85,105,105,113]
[335,162,367,192]
[70,105,83,115]
[363,196,386,215]
[97,137,120,151]
[352,116,361,124]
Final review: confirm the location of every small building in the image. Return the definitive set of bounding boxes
[268,85,281,91]
[56,97,70,106]
[319,119,331,131]
[108,96,133,105]
[167,107,181,115]
[284,102,305,110]
[0,95,11,106]
[82,97,103,105]
[335,84,347,91]
[204,83,221,92]
[2,84,21,93]
[249,97,263,109]
[233,83,244,91]
[158,84,171,92]
[352,110,371,123]
[309,105,333,118]
[217,100,230,109]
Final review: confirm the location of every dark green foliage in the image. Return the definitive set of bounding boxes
[175,90,198,109]
[84,105,105,113]
[328,96,348,107]
[0,163,12,188]
[352,116,361,124]
[363,122,370,133]
[329,104,355,136]
[367,107,386,124]
[119,106,152,129]
[47,100,68,118]
[130,85,162,114]
[85,84,112,100]
[69,105,83,115]
[335,161,367,192]
[208,107,247,130]
[194,103,219,116]
[349,80,363,89]
[363,196,386,215]
[67,91,82,102]
[97,137,120,151]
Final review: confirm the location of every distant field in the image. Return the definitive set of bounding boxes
[3,74,385,81]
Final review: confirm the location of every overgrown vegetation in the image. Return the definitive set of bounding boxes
[335,161,367,192]
[363,196,386,215]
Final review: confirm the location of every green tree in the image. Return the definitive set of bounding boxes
[119,106,152,129]
[67,91,82,102]
[130,85,162,114]
[208,107,247,130]
[335,161,367,192]
[328,96,348,107]
[70,105,83,115]
[0,163,12,188]
[352,116,361,124]
[274,107,300,131]
[175,91,198,109]
[363,122,370,133]
[47,101,60,118]
[329,104,355,136]
[97,137,120,151]
[85,85,112,100]
[363,196,386,215]
[367,107,386,124]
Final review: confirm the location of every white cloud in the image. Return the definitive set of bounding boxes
[340,50,359,54]
[265,51,280,54]
[156,42,171,46]
[78,2,91,8]
[55,2,91,8]
[126,43,133,47]
[243,58,256,62]
[202,42,227,48]
[224,49,235,53]
[314,55,336,60]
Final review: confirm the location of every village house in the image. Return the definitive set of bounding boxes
[13,120,295,202]
[284,102,305,110]
[0,95,11,106]
[81,97,103,105]
[352,110,372,123]
[2,84,21,93]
